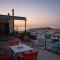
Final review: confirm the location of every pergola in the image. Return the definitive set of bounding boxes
[0,14,27,31]
[0,9,27,32]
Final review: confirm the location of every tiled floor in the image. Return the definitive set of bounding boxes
[25,41,60,60]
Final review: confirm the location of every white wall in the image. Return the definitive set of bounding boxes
[8,20,14,34]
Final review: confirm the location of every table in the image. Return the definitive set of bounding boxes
[9,44,33,60]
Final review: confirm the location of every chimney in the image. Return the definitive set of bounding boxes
[12,9,14,16]
[8,13,10,16]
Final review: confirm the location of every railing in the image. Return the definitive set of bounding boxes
[44,34,60,55]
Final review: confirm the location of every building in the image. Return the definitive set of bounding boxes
[0,9,26,36]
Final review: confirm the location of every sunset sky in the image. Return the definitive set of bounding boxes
[0,0,60,29]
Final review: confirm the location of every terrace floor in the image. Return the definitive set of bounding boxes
[0,36,60,60]
[25,41,60,60]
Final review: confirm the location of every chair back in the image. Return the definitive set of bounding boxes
[23,50,38,60]
[8,41,19,46]
[0,49,12,60]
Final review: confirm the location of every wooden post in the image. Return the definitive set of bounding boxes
[8,13,10,34]
[25,19,26,32]
[12,9,14,32]
[57,36,59,52]
[45,35,47,49]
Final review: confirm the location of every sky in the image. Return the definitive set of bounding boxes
[0,0,60,29]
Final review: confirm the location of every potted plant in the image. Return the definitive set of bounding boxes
[20,31,30,41]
